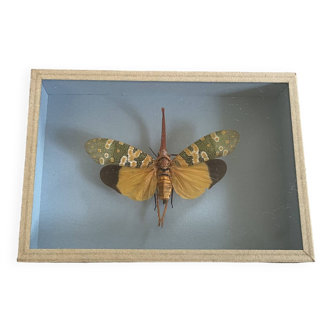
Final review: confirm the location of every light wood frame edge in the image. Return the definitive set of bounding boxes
[17,70,314,263]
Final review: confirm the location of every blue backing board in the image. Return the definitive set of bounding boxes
[30,80,302,250]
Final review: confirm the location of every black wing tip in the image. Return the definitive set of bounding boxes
[100,165,122,193]
[205,159,227,189]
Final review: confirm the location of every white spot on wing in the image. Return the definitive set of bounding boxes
[119,156,127,166]
[201,151,209,161]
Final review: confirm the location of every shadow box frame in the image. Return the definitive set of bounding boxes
[17,70,314,263]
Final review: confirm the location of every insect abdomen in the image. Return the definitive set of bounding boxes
[157,171,172,201]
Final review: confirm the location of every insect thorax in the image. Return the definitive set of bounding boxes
[156,152,171,170]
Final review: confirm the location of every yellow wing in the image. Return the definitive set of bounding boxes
[100,165,157,201]
[171,159,227,199]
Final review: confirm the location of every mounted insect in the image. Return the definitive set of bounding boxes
[85,108,240,227]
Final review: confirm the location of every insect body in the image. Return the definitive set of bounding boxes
[85,108,240,227]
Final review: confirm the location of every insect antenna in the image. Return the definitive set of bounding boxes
[169,154,177,157]
[149,147,158,157]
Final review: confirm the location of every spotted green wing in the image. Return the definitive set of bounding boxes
[172,130,240,167]
[85,138,154,168]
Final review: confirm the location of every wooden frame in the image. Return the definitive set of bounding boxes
[18,70,314,262]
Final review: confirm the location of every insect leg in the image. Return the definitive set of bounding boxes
[171,189,174,208]
[160,200,169,228]
[156,193,161,226]
[154,193,157,210]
